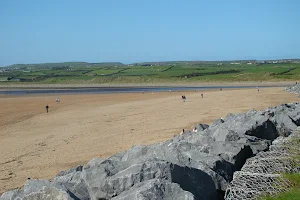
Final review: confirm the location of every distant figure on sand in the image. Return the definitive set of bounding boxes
[201,94,204,98]
[56,98,60,103]
[181,95,186,102]
[45,105,49,113]
[220,88,222,91]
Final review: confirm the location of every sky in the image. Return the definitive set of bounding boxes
[0,0,299,67]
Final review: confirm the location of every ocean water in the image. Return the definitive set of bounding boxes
[0,85,285,95]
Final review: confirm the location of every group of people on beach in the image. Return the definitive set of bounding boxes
[180,127,198,135]
[179,86,266,135]
[181,93,205,102]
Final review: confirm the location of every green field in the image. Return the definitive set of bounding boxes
[1,62,300,84]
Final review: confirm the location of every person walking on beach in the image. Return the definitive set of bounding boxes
[45,105,49,113]
[201,93,204,98]
[181,95,186,102]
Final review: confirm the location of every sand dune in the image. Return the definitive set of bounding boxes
[0,87,298,193]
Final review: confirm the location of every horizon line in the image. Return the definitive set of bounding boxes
[2,57,300,67]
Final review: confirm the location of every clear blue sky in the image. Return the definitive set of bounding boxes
[0,0,299,66]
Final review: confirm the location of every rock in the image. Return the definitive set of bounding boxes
[207,142,253,171]
[194,123,209,132]
[207,110,278,141]
[119,142,231,191]
[111,179,195,200]
[23,187,72,200]
[285,83,300,95]
[54,166,89,200]
[55,165,83,177]
[0,180,71,200]
[210,118,224,127]
[81,159,218,200]
[267,103,300,135]
[23,180,54,196]
[0,189,23,200]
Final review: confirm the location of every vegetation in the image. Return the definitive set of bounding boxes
[1,61,300,84]
[259,136,300,200]
[260,174,300,200]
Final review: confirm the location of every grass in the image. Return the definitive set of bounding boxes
[261,189,300,200]
[260,174,300,200]
[1,63,300,84]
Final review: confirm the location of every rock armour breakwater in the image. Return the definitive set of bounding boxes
[285,83,300,95]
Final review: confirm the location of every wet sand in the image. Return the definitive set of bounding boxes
[0,87,298,193]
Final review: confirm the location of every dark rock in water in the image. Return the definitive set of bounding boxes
[111,179,195,200]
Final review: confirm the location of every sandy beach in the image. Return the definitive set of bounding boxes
[0,87,299,194]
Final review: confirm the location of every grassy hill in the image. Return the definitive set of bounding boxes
[1,60,300,84]
[5,62,125,70]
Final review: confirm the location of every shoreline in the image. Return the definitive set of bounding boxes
[0,86,285,96]
[0,81,297,89]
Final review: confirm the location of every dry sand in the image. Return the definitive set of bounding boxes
[0,87,299,193]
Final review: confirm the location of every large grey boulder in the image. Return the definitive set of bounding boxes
[266,103,300,135]
[0,189,23,200]
[81,159,218,200]
[207,109,278,141]
[111,179,195,200]
[0,180,72,200]
[120,141,231,191]
[207,142,253,171]
[54,166,89,200]
[23,187,72,200]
